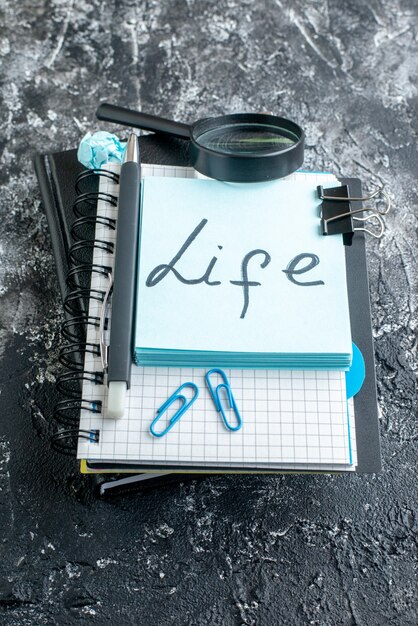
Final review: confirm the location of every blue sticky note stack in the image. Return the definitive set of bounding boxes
[133,175,352,369]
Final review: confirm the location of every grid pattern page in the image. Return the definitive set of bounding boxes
[77,164,354,469]
[88,396,357,473]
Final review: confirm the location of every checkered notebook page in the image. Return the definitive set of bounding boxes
[77,164,357,470]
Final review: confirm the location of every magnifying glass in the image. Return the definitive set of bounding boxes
[96,103,305,183]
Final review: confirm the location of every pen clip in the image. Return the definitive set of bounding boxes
[205,368,242,431]
[99,273,113,372]
[149,382,199,438]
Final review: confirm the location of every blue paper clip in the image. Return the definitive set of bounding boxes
[150,382,199,438]
[205,368,242,431]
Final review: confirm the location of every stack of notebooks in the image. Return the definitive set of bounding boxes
[34,135,381,475]
[134,176,352,370]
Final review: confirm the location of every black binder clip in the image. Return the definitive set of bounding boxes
[317,184,391,245]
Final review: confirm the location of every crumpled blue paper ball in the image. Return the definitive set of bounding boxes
[77,131,125,169]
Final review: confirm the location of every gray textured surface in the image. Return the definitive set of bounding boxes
[0,1,417,624]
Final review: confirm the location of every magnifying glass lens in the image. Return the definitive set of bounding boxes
[196,123,298,156]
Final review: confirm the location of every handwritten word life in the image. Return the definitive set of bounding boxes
[146,219,324,319]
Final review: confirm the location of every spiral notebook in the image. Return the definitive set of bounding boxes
[34,139,381,474]
[75,164,356,471]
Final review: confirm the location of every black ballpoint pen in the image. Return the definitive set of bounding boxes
[106,133,141,418]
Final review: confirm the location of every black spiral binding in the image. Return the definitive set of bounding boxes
[51,168,119,455]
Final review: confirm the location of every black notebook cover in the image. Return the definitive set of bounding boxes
[34,136,381,473]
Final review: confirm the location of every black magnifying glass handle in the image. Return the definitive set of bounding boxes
[96,103,191,140]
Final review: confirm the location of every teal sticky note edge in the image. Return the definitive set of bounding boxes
[345,342,366,466]
[346,343,366,399]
